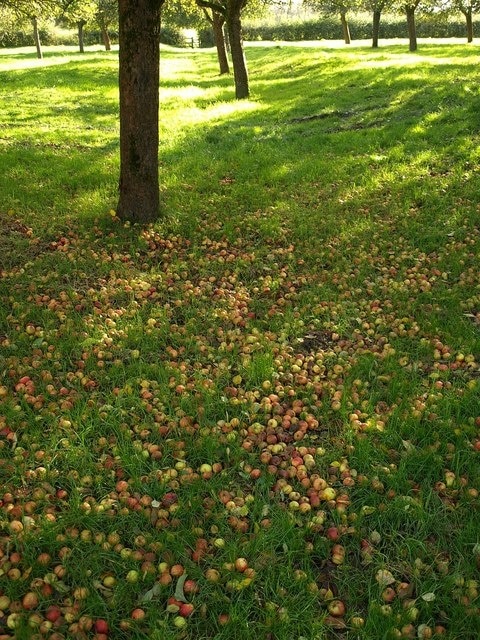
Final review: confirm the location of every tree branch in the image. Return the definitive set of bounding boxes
[196,0,226,16]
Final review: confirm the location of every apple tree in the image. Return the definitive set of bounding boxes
[360,0,392,47]
[0,0,57,57]
[303,0,361,44]
[196,0,250,97]
[60,0,97,52]
[201,6,230,74]
[95,0,117,50]
[444,0,480,41]
[403,0,421,50]
[163,0,230,75]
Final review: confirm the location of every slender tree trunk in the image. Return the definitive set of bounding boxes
[212,11,230,74]
[77,20,86,53]
[226,0,249,99]
[117,0,163,223]
[463,9,473,43]
[102,26,111,50]
[32,16,42,59]
[97,14,112,50]
[406,6,417,52]
[372,9,381,48]
[340,12,351,44]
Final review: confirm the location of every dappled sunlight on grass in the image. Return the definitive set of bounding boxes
[350,51,480,70]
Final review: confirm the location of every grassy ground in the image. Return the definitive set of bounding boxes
[0,42,479,640]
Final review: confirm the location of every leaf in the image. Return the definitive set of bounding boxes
[174,573,188,603]
[402,439,415,452]
[55,580,71,594]
[140,582,162,603]
[375,569,396,587]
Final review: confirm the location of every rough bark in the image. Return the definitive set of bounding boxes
[406,6,417,52]
[32,16,42,59]
[372,9,381,48]
[340,12,351,45]
[117,0,163,223]
[77,20,86,53]
[226,0,249,99]
[212,11,230,74]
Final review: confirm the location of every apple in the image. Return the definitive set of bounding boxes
[179,603,195,617]
[126,570,139,583]
[234,558,248,572]
[94,619,109,634]
[327,600,346,617]
[173,615,187,628]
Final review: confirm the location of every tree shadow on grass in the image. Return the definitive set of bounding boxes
[159,44,480,249]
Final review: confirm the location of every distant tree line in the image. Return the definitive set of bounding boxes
[0,0,117,56]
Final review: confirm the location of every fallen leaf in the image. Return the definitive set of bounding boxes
[375,569,396,587]
[174,573,188,603]
[141,582,162,603]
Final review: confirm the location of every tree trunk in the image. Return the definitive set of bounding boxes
[223,22,230,52]
[340,12,351,44]
[102,26,111,50]
[97,14,112,50]
[226,0,249,99]
[463,9,473,43]
[213,11,230,74]
[372,9,381,48]
[77,20,86,53]
[32,16,42,59]
[406,6,417,52]
[117,0,163,223]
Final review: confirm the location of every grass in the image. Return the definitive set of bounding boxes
[0,41,479,640]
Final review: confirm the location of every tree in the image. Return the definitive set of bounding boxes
[225,0,249,93]
[60,0,97,53]
[404,0,420,50]
[362,0,390,47]
[95,0,118,50]
[116,0,164,223]
[202,7,230,74]
[196,0,250,98]
[450,0,480,41]
[0,0,57,57]
[303,0,359,44]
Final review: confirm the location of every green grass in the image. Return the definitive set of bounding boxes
[0,42,479,640]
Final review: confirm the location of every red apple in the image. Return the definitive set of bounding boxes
[94,619,109,634]
[179,603,195,618]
